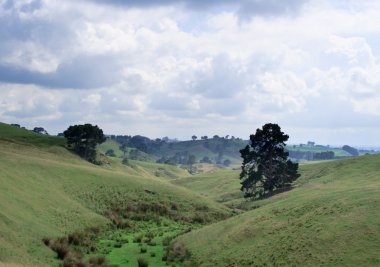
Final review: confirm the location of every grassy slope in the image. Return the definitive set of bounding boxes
[0,123,230,266]
[98,139,125,158]
[286,145,351,157]
[172,169,243,204]
[98,139,157,162]
[176,155,380,266]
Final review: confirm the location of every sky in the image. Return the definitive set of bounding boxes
[1,0,380,146]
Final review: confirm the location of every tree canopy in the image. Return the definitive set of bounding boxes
[342,145,359,156]
[63,124,106,163]
[239,123,300,198]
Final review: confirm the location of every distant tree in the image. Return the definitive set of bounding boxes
[342,145,359,156]
[119,143,128,157]
[122,157,129,165]
[240,123,300,198]
[128,135,150,153]
[213,135,220,139]
[129,149,139,160]
[187,155,196,166]
[192,135,197,141]
[187,154,197,174]
[63,124,106,163]
[201,136,208,140]
[200,156,212,164]
[105,149,116,157]
[223,159,231,167]
[203,141,210,149]
[217,151,223,164]
[314,151,334,160]
[33,127,48,135]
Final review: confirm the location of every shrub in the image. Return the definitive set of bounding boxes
[150,252,156,257]
[140,247,147,253]
[133,234,143,243]
[164,242,191,263]
[63,255,85,267]
[88,255,106,265]
[68,232,83,246]
[51,243,69,260]
[42,237,51,246]
[122,157,129,165]
[137,257,149,267]
[148,241,157,246]
[162,236,173,246]
[171,203,179,210]
[145,232,154,240]
[113,242,122,248]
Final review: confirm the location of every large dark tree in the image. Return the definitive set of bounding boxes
[63,124,106,163]
[239,123,300,198]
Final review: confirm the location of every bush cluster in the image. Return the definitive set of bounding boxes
[42,227,115,267]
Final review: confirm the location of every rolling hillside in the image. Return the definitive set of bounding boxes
[172,169,242,205]
[0,123,230,266]
[1,122,379,266]
[173,155,380,266]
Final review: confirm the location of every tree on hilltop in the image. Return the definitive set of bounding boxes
[240,123,300,198]
[63,124,106,163]
[342,145,359,156]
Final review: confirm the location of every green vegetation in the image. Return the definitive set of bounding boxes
[286,144,351,159]
[1,122,379,266]
[100,134,360,171]
[0,123,229,266]
[0,122,66,147]
[240,123,300,198]
[64,124,106,163]
[173,155,380,266]
[172,170,242,204]
[102,135,247,165]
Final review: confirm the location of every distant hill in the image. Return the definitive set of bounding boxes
[98,135,362,167]
[99,136,248,166]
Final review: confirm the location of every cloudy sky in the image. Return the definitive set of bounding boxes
[1,0,380,145]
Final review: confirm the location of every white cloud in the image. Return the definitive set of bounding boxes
[1,0,380,144]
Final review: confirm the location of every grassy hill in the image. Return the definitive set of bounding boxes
[2,122,379,266]
[172,155,380,266]
[0,123,230,266]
